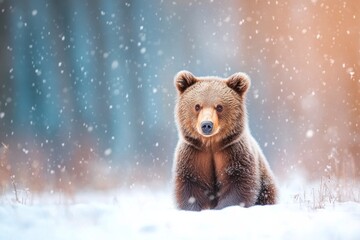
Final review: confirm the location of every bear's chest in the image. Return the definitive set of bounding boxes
[193,150,228,184]
[213,151,228,182]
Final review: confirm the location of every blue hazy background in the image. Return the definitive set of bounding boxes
[0,0,359,192]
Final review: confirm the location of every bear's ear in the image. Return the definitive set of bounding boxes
[174,70,197,94]
[226,72,251,95]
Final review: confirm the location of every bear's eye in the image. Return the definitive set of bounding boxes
[216,105,223,113]
[195,104,201,112]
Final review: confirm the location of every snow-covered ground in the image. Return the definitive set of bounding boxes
[0,183,359,240]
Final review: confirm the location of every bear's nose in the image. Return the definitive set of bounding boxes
[201,121,213,135]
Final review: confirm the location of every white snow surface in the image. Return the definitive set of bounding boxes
[0,186,359,240]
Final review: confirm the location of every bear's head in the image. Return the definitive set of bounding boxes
[174,70,250,148]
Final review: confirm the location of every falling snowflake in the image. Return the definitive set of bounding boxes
[111,60,119,69]
[306,130,314,138]
[104,148,112,156]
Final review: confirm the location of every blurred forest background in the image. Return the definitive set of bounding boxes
[0,0,359,193]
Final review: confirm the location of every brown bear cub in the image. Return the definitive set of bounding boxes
[173,70,278,211]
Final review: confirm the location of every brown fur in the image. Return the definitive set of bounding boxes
[173,70,278,211]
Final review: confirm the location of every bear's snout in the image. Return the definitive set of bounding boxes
[197,107,219,137]
[201,121,213,135]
